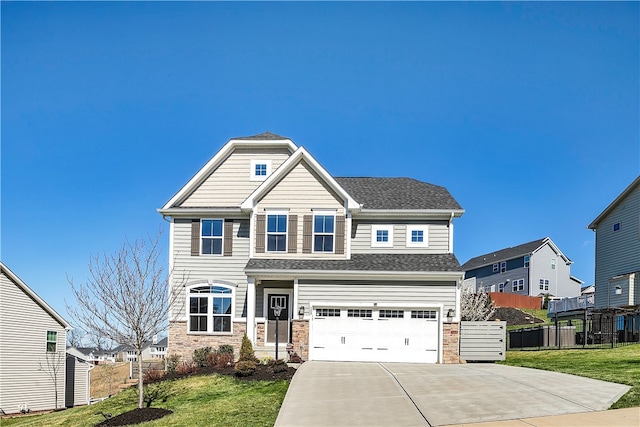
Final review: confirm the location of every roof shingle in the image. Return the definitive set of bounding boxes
[460,238,547,271]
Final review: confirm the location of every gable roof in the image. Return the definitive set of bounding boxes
[232,131,290,140]
[588,175,640,230]
[336,177,463,212]
[0,262,71,329]
[461,237,556,271]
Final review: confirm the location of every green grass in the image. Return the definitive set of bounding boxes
[1,374,290,427]
[500,344,640,409]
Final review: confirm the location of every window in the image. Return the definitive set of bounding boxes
[512,279,524,292]
[498,283,504,292]
[250,160,272,181]
[614,285,622,295]
[614,222,621,232]
[524,256,530,268]
[348,309,372,318]
[551,258,556,270]
[500,261,506,273]
[201,219,223,255]
[411,310,436,319]
[314,215,335,252]
[379,310,404,318]
[267,214,287,252]
[539,279,549,291]
[46,331,57,352]
[493,264,499,273]
[371,225,393,248]
[406,225,428,247]
[316,308,340,317]
[188,285,233,333]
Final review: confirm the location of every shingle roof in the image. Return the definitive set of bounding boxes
[460,238,547,271]
[246,253,462,273]
[233,131,289,140]
[335,177,462,210]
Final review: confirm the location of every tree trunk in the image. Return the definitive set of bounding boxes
[137,350,144,409]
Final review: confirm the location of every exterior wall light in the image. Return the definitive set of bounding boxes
[447,309,455,318]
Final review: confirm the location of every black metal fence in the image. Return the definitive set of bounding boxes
[508,311,640,351]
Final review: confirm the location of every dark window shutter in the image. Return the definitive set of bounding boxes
[223,219,233,256]
[288,215,298,253]
[255,215,266,254]
[335,215,345,255]
[303,215,313,254]
[191,219,200,256]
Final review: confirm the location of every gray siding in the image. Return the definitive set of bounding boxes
[171,218,250,320]
[530,244,578,298]
[65,356,91,407]
[594,184,640,308]
[474,266,529,295]
[298,280,457,314]
[0,271,67,414]
[180,147,291,207]
[351,221,450,254]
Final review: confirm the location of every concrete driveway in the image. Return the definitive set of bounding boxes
[275,361,631,427]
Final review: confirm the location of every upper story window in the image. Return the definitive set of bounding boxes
[371,225,393,248]
[613,222,621,232]
[524,256,530,268]
[267,214,287,252]
[46,331,58,352]
[250,160,272,181]
[539,279,549,291]
[500,261,506,273]
[188,285,233,334]
[201,219,223,255]
[551,258,556,269]
[493,263,499,273]
[314,215,335,252]
[406,225,428,247]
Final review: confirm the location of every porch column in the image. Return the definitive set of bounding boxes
[293,278,299,319]
[247,277,256,344]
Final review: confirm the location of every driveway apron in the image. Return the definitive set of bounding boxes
[275,362,631,427]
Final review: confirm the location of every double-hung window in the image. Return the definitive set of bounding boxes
[201,219,223,255]
[524,256,530,268]
[188,285,233,333]
[46,331,58,352]
[512,279,524,292]
[267,214,287,252]
[314,215,334,252]
[406,225,428,247]
[371,225,393,248]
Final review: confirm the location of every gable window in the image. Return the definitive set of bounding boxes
[201,219,223,255]
[500,261,507,273]
[512,279,524,292]
[406,225,428,247]
[250,160,272,181]
[551,258,556,269]
[524,256,530,268]
[46,331,58,352]
[267,214,287,252]
[614,222,621,232]
[493,263,499,273]
[188,285,233,334]
[314,215,335,252]
[371,225,393,248]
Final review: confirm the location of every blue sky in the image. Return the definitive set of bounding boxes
[2,2,638,323]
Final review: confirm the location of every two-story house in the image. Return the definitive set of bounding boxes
[158,132,465,364]
[461,237,582,298]
[588,176,640,310]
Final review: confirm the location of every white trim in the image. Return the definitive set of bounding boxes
[354,209,464,219]
[185,282,236,335]
[312,212,336,253]
[448,212,454,253]
[265,211,289,253]
[371,224,393,248]
[250,159,272,181]
[245,269,465,282]
[293,278,300,319]
[346,210,352,259]
[247,278,256,344]
[200,218,225,256]
[406,225,429,248]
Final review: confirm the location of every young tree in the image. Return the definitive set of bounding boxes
[460,286,496,321]
[40,350,66,410]
[67,232,180,409]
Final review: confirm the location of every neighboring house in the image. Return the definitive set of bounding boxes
[581,284,595,296]
[588,176,640,310]
[113,342,153,362]
[158,132,465,364]
[149,337,168,359]
[0,262,71,414]
[461,237,582,298]
[66,347,116,364]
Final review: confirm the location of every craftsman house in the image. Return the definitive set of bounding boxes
[159,132,465,364]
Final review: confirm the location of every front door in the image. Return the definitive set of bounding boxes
[266,293,290,345]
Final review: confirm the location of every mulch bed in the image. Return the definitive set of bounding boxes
[489,307,546,326]
[95,408,173,426]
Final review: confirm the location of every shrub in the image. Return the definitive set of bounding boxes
[216,352,235,369]
[218,344,234,356]
[143,368,166,384]
[234,360,256,377]
[166,354,181,374]
[260,356,273,365]
[193,347,212,367]
[206,351,218,367]
[239,334,256,362]
[288,352,302,363]
[269,359,288,374]
[175,361,199,375]
[143,382,175,408]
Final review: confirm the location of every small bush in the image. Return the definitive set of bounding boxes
[143,368,166,384]
[206,351,218,367]
[166,354,181,374]
[218,344,234,356]
[175,361,199,375]
[234,360,256,377]
[143,382,175,408]
[268,359,288,374]
[216,352,235,369]
[288,352,302,363]
[239,334,256,362]
[260,356,273,365]
[193,347,212,367]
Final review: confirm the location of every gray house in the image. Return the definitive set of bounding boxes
[588,176,640,309]
[0,262,71,414]
[461,237,582,298]
[158,132,465,364]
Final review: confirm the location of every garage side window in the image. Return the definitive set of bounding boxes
[189,285,233,333]
[379,310,404,318]
[347,309,372,318]
[411,310,436,319]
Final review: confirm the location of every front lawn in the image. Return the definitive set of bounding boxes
[1,374,289,426]
[501,344,640,409]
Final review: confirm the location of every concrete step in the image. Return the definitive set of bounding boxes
[254,346,290,361]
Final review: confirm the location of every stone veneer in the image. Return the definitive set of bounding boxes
[168,321,246,361]
[442,322,460,364]
[256,322,265,344]
[291,320,309,361]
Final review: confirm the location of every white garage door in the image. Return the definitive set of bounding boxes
[310,307,439,363]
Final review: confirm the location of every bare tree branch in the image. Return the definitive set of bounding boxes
[460,287,496,321]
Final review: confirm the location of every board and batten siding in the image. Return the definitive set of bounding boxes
[171,218,250,320]
[254,160,347,259]
[0,271,67,414]
[594,183,640,308]
[298,280,457,313]
[351,221,449,254]
[179,147,291,208]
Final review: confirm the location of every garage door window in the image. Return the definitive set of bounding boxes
[316,308,340,317]
[379,309,404,318]
[411,310,437,319]
[347,309,372,318]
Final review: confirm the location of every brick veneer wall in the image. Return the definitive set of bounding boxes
[291,320,309,361]
[442,322,460,363]
[168,321,246,361]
